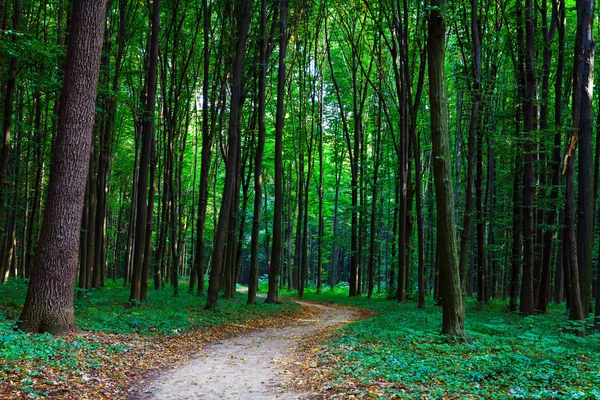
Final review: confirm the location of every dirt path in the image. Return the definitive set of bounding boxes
[130,301,359,400]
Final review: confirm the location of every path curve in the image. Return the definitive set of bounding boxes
[130,301,359,400]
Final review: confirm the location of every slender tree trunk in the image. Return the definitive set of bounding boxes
[0,0,21,248]
[519,0,536,316]
[206,0,254,309]
[458,0,481,295]
[266,0,286,304]
[25,91,44,278]
[428,0,465,337]
[248,0,270,304]
[129,0,160,302]
[193,0,213,296]
[538,0,562,313]
[141,135,157,302]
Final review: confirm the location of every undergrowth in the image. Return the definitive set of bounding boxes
[288,287,600,399]
[0,279,298,398]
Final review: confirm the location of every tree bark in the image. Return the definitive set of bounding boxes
[129,0,160,303]
[18,0,107,335]
[538,0,562,313]
[518,0,536,316]
[575,0,595,317]
[248,0,269,304]
[266,0,287,304]
[206,0,254,309]
[428,0,465,337]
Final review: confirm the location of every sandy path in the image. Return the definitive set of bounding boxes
[130,301,358,400]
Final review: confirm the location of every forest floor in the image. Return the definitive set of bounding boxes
[2,280,599,399]
[129,300,363,399]
[282,289,600,399]
[1,280,342,399]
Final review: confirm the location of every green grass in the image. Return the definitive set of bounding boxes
[0,279,299,374]
[286,287,600,399]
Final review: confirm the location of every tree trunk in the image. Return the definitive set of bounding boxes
[565,0,593,328]
[538,0,562,313]
[129,0,160,303]
[206,0,254,309]
[575,0,595,317]
[428,0,465,337]
[458,0,481,296]
[248,0,269,304]
[266,0,286,304]
[0,0,21,250]
[519,0,536,316]
[18,0,107,335]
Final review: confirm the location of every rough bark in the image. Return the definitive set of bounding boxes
[18,0,107,335]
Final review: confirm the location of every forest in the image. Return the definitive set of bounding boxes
[0,0,600,398]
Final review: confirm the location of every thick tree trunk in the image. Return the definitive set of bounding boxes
[575,0,595,317]
[565,0,593,328]
[18,0,107,335]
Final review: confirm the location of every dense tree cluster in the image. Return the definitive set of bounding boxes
[0,0,597,336]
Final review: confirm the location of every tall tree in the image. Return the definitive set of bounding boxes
[519,0,536,316]
[205,0,254,309]
[129,0,161,303]
[248,0,271,304]
[564,0,594,326]
[575,0,595,317]
[428,0,465,337]
[17,0,108,334]
[266,0,287,304]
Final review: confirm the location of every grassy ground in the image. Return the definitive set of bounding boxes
[284,288,600,399]
[0,279,301,399]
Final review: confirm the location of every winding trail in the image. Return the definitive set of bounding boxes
[130,301,359,400]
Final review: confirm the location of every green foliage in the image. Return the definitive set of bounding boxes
[290,289,600,399]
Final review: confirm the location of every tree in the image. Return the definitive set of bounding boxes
[129,0,160,303]
[249,0,276,304]
[18,0,108,335]
[519,0,537,316]
[563,0,594,327]
[206,0,254,309]
[428,0,465,337]
[266,0,287,304]
[575,0,595,317]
